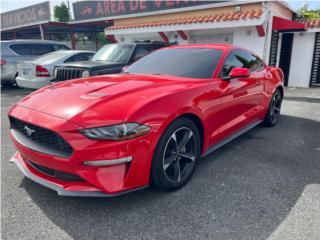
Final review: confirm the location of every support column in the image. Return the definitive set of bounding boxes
[71,27,76,50]
[39,24,44,40]
[95,32,99,51]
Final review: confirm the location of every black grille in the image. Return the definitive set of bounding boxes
[28,160,83,182]
[55,67,84,81]
[10,117,73,158]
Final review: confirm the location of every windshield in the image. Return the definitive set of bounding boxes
[92,44,134,63]
[126,48,222,79]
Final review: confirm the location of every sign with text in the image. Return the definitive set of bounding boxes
[73,0,220,21]
[1,1,50,30]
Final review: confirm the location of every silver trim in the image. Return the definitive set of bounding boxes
[83,156,132,167]
[11,157,147,197]
[203,120,262,157]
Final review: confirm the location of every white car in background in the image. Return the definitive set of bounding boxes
[16,50,95,89]
[1,40,70,86]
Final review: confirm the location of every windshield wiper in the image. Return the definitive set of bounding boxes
[152,73,165,76]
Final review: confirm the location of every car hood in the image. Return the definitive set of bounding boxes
[58,61,125,70]
[16,74,199,128]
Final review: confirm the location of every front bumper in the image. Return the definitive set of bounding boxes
[9,105,157,196]
[10,152,111,197]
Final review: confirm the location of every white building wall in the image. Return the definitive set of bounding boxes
[116,26,268,60]
[233,27,266,59]
[288,32,315,88]
[188,29,233,44]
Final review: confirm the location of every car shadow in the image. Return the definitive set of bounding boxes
[284,96,320,103]
[18,115,320,240]
[1,85,33,97]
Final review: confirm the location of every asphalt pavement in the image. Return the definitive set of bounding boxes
[1,86,320,240]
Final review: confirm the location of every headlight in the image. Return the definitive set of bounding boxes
[79,123,151,140]
[82,70,90,77]
[53,68,58,78]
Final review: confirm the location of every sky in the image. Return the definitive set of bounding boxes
[1,0,320,14]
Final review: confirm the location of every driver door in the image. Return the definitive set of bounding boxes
[215,50,264,139]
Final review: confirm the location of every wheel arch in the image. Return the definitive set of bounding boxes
[276,85,284,98]
[177,113,205,154]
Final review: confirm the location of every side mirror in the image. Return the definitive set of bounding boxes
[225,68,250,80]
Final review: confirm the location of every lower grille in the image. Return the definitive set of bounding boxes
[28,160,83,182]
[55,67,84,81]
[10,117,73,158]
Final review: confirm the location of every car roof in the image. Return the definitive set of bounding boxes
[0,39,68,45]
[167,44,234,50]
[105,42,173,46]
[52,50,95,54]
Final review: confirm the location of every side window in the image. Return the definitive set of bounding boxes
[249,54,265,72]
[64,53,94,63]
[220,51,245,76]
[9,44,33,55]
[132,45,153,62]
[236,50,264,72]
[54,44,70,51]
[32,44,55,55]
[221,50,264,76]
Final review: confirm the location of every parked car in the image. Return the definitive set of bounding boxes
[16,50,95,89]
[53,41,174,82]
[1,40,70,86]
[8,44,284,197]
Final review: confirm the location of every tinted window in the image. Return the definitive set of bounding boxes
[10,44,33,55]
[92,44,134,63]
[221,50,265,76]
[127,48,222,79]
[64,53,94,63]
[132,45,153,61]
[10,44,55,56]
[32,44,55,55]
[53,44,70,51]
[249,54,265,72]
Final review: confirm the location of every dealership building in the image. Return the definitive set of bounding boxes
[1,0,319,87]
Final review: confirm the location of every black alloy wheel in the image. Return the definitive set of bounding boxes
[263,89,282,127]
[151,117,201,190]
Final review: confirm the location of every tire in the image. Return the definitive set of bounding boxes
[1,82,14,87]
[263,89,282,127]
[150,117,201,190]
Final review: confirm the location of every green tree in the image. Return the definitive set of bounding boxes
[54,2,71,22]
[296,4,320,20]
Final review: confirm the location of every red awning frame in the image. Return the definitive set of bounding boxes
[272,16,306,32]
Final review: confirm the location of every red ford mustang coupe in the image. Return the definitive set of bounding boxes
[9,44,284,197]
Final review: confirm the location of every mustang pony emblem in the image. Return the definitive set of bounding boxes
[24,126,35,137]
